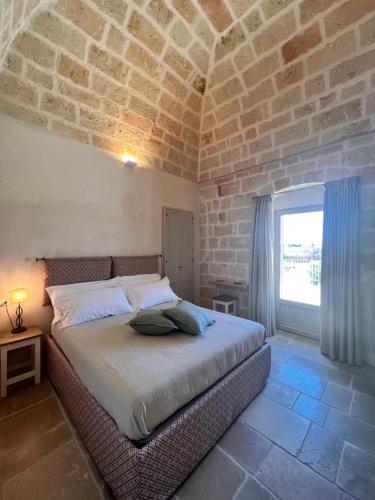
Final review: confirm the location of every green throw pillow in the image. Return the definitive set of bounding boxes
[129,309,177,335]
[163,300,215,336]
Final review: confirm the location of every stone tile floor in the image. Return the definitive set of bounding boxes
[1,331,375,499]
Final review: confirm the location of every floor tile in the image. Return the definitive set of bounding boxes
[271,361,327,398]
[288,336,321,350]
[219,421,272,474]
[271,347,291,363]
[268,336,291,349]
[293,394,329,425]
[322,383,353,412]
[256,446,342,500]
[337,442,375,500]
[335,362,375,379]
[325,408,375,456]
[0,397,64,453]
[0,379,52,419]
[0,423,72,485]
[240,395,310,455]
[351,392,375,427]
[285,339,338,368]
[275,330,295,339]
[1,440,102,500]
[298,424,344,482]
[177,447,246,500]
[235,475,277,500]
[352,375,375,398]
[262,378,300,408]
[286,356,352,387]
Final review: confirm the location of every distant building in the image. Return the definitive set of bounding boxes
[283,243,321,261]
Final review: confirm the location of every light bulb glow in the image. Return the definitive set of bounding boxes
[122,154,137,166]
[9,288,29,304]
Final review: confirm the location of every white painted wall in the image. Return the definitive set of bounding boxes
[0,115,200,332]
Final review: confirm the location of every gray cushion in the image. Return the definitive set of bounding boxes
[129,309,177,335]
[163,300,215,336]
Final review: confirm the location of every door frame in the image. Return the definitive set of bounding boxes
[274,204,323,339]
[162,207,194,300]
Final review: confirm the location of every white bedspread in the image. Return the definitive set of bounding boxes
[51,302,265,440]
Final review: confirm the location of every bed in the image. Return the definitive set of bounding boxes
[44,256,271,499]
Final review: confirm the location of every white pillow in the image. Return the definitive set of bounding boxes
[55,287,133,329]
[118,273,161,294]
[126,277,180,310]
[47,277,120,323]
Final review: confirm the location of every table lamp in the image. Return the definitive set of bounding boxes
[9,288,29,334]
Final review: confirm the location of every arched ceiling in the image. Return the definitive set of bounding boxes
[0,0,242,181]
[2,0,373,183]
[0,0,262,181]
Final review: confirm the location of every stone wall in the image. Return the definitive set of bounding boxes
[0,0,45,62]
[200,0,375,183]
[0,0,225,182]
[198,0,375,364]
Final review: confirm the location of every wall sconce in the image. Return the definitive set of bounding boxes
[8,288,29,334]
[122,154,138,168]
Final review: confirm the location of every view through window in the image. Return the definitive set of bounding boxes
[279,210,323,306]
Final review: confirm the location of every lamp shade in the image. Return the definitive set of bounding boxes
[9,288,29,304]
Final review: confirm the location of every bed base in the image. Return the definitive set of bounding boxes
[47,335,271,499]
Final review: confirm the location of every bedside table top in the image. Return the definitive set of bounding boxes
[212,295,238,302]
[0,326,43,346]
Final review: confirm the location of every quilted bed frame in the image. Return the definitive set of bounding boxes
[43,255,271,499]
[48,337,270,499]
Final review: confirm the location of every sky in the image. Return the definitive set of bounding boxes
[281,211,324,247]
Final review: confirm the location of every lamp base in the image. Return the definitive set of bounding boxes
[12,326,27,334]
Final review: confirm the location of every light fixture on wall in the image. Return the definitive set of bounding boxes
[122,154,138,168]
[8,288,29,334]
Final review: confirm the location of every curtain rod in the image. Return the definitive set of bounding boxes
[272,183,325,196]
[252,183,324,200]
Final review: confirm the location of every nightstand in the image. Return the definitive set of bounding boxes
[0,326,43,397]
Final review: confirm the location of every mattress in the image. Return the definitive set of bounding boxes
[51,302,265,440]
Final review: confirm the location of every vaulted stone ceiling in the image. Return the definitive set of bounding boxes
[1,0,375,183]
[0,0,244,181]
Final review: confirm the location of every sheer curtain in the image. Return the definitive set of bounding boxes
[249,195,275,337]
[320,176,362,366]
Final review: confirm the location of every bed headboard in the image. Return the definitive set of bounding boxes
[42,255,160,305]
[111,255,159,277]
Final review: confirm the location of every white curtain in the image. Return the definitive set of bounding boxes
[249,195,275,337]
[320,176,362,366]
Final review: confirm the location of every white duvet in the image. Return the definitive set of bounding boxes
[51,302,265,440]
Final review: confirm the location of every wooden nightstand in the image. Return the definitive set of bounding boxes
[0,326,43,397]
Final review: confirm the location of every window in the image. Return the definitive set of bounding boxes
[279,210,323,306]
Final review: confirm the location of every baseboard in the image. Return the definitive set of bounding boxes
[277,322,320,341]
